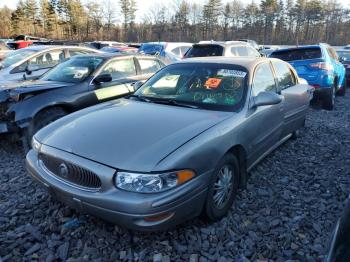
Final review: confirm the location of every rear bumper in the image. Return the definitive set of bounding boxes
[26,147,210,231]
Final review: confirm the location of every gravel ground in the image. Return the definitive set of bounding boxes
[1,94,350,262]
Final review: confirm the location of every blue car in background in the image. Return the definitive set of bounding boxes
[138,42,192,62]
[271,44,345,110]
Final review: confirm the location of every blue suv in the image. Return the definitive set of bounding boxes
[271,44,345,110]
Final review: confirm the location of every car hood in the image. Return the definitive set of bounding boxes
[37,99,231,172]
[0,80,75,102]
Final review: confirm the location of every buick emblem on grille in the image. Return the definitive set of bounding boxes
[58,163,69,178]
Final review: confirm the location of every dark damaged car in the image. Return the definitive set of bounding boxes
[0,53,166,145]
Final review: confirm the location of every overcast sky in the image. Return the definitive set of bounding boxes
[1,0,350,19]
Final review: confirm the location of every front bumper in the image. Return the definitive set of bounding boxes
[26,145,211,231]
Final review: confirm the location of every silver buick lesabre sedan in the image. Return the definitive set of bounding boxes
[26,57,313,231]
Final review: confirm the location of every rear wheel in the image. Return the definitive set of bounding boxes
[323,84,335,111]
[23,107,67,151]
[204,153,240,221]
[337,79,346,96]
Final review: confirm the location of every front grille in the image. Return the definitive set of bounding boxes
[39,153,102,190]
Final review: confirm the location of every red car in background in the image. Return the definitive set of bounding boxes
[7,35,48,50]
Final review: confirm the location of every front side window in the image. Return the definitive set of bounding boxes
[136,63,248,111]
[252,63,276,96]
[138,59,162,74]
[272,61,296,92]
[40,56,104,83]
[99,59,136,80]
[28,50,65,69]
[247,47,261,57]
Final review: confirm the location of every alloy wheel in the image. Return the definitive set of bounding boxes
[213,165,234,209]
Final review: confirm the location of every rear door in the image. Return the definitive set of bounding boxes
[245,62,284,167]
[272,60,309,137]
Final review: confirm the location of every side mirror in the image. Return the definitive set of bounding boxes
[251,91,283,108]
[132,81,144,91]
[93,74,112,84]
[26,64,40,75]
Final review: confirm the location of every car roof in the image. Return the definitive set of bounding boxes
[196,41,249,47]
[23,45,94,51]
[72,53,159,60]
[177,57,274,71]
[271,44,329,53]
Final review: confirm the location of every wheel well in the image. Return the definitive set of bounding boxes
[227,145,248,188]
[35,104,71,119]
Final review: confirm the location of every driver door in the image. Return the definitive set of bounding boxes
[245,62,284,167]
[92,57,138,102]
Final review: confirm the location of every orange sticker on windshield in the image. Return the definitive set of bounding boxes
[205,78,222,89]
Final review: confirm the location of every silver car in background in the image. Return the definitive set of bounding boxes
[26,57,313,231]
[0,45,99,83]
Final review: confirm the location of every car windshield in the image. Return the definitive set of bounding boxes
[139,44,164,55]
[135,63,248,111]
[40,56,104,83]
[184,45,224,58]
[271,48,322,61]
[337,51,350,61]
[0,49,36,69]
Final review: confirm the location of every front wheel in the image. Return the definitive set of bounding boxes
[23,107,67,151]
[204,153,240,221]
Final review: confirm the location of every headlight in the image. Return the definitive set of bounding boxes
[31,136,42,152]
[115,170,195,193]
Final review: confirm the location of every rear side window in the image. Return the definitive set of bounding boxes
[184,45,224,58]
[231,46,248,56]
[138,59,162,74]
[271,48,322,61]
[272,61,296,92]
[252,62,276,96]
[327,47,339,61]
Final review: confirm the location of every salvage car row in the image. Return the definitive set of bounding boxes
[0,39,346,234]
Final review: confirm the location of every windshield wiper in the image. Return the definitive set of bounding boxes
[127,94,153,103]
[150,98,200,109]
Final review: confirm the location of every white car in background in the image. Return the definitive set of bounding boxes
[0,45,99,83]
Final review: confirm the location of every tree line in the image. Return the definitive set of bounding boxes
[0,0,349,45]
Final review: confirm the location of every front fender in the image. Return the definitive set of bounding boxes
[8,94,70,129]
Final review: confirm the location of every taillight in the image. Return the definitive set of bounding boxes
[309,62,333,71]
[312,84,320,89]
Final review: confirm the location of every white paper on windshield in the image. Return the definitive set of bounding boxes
[153,75,180,88]
[71,67,89,79]
[218,69,247,78]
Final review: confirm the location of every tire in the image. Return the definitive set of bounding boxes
[337,79,346,96]
[23,107,67,150]
[204,153,240,221]
[323,84,335,111]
